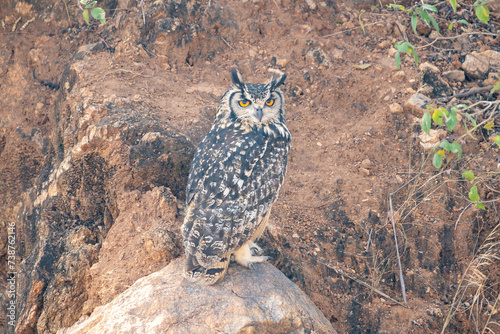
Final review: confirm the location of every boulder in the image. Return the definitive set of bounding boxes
[462,50,500,79]
[58,258,338,334]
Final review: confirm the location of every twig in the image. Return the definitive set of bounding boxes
[437,85,495,103]
[366,228,373,251]
[141,0,145,25]
[62,0,71,26]
[322,21,387,38]
[387,175,420,308]
[103,69,151,78]
[417,31,499,50]
[321,262,407,307]
[221,37,234,50]
[454,203,473,229]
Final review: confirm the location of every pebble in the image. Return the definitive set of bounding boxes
[276,58,289,67]
[292,233,299,239]
[359,167,370,176]
[442,70,465,82]
[389,103,403,114]
[360,159,372,169]
[404,93,433,116]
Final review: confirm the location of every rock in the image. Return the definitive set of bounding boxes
[14,45,195,334]
[359,167,370,176]
[483,72,499,86]
[419,129,447,150]
[330,48,344,60]
[305,0,317,10]
[462,50,500,79]
[418,62,452,98]
[360,159,372,169]
[276,58,289,67]
[389,103,403,113]
[404,93,433,116]
[442,70,465,82]
[58,258,338,334]
[305,47,332,68]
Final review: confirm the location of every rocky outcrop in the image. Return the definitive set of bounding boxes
[15,44,193,334]
[58,258,337,334]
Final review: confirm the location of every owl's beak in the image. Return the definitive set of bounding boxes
[256,107,263,122]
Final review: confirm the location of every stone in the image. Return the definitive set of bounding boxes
[360,159,372,169]
[276,58,289,67]
[462,50,500,79]
[483,72,499,86]
[389,103,403,113]
[305,47,331,68]
[404,93,433,116]
[359,167,370,176]
[442,70,465,82]
[419,129,447,151]
[418,62,452,97]
[58,258,337,334]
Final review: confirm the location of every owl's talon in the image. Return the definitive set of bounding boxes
[250,246,264,256]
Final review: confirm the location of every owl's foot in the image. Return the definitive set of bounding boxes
[233,241,270,269]
[249,240,264,256]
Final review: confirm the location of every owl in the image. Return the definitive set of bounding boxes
[181,67,291,285]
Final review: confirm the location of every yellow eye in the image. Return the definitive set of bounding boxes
[265,98,275,106]
[239,100,250,107]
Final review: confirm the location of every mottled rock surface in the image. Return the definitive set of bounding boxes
[58,258,337,334]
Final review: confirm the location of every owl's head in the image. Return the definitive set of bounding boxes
[220,68,287,125]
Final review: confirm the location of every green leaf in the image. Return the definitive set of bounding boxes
[462,170,475,183]
[476,5,490,24]
[448,22,454,31]
[446,111,458,131]
[420,10,430,26]
[464,121,478,140]
[450,142,462,159]
[457,19,469,25]
[422,4,438,12]
[387,4,405,10]
[411,14,418,35]
[432,109,445,126]
[469,185,480,202]
[463,112,477,130]
[395,51,401,69]
[495,135,500,146]
[476,202,486,210]
[91,7,106,22]
[83,9,90,25]
[422,112,431,135]
[433,152,443,168]
[484,122,495,131]
[428,14,440,34]
[450,0,457,13]
[440,140,452,151]
[491,80,500,93]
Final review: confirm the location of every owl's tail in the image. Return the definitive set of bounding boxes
[184,253,231,285]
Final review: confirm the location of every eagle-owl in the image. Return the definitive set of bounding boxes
[181,67,291,284]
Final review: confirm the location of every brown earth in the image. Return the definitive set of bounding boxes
[1,0,500,333]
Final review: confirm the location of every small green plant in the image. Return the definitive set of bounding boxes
[80,0,106,25]
[449,0,490,24]
[462,170,485,210]
[448,19,469,30]
[421,104,476,169]
[394,41,418,69]
[409,3,439,35]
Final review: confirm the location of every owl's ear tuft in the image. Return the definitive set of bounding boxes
[268,69,287,90]
[231,67,245,89]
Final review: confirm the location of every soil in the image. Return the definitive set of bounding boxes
[1,0,500,333]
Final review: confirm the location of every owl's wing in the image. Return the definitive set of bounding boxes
[182,123,289,269]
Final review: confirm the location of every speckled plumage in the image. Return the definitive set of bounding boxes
[181,68,291,284]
